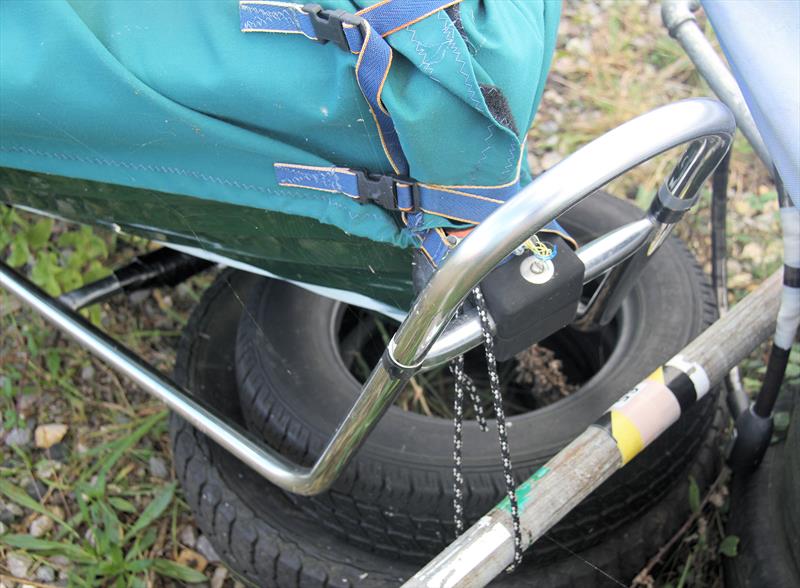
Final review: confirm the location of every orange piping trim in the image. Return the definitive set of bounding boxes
[376,49,393,116]
[355,0,392,17]
[380,0,462,37]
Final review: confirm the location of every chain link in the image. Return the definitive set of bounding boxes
[449,353,467,536]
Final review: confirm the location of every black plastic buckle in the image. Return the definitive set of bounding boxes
[303,4,365,52]
[354,170,400,210]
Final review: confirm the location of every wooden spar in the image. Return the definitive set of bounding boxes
[406,428,621,587]
[406,269,782,588]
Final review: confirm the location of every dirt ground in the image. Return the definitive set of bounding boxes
[1,2,796,587]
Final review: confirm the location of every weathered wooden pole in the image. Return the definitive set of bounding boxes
[406,270,782,588]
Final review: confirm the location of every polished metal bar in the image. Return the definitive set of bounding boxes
[578,217,656,282]
[391,98,735,369]
[0,261,408,495]
[710,152,749,417]
[576,134,731,328]
[420,216,655,370]
[420,309,487,371]
[661,0,772,170]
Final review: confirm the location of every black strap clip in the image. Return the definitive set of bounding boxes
[352,170,422,212]
[303,4,366,52]
[354,170,401,210]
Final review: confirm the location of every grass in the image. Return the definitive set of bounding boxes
[1,1,796,586]
[0,414,208,586]
[1,208,219,585]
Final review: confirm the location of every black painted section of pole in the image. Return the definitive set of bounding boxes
[710,151,749,418]
[753,344,790,417]
[59,248,213,310]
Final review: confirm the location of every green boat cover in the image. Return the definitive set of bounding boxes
[0,0,560,249]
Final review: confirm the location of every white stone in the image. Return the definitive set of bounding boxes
[7,553,32,578]
[148,456,169,479]
[29,515,54,538]
[196,535,220,563]
[5,427,32,447]
[180,524,197,548]
[35,565,56,583]
[34,423,68,449]
[210,566,228,588]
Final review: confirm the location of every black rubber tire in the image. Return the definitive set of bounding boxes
[171,268,727,587]
[787,389,800,573]
[233,191,721,562]
[724,389,800,588]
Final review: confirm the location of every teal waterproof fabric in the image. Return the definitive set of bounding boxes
[0,0,560,248]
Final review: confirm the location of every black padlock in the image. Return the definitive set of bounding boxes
[480,235,585,361]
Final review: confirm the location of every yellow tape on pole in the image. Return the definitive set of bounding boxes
[610,410,645,465]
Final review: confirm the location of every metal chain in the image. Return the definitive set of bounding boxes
[453,366,488,432]
[473,286,523,571]
[449,353,490,537]
[449,354,467,536]
[450,286,523,572]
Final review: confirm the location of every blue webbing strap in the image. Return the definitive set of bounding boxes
[405,213,452,265]
[274,161,577,265]
[273,163,521,224]
[240,0,459,175]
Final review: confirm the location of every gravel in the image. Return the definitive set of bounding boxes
[29,514,54,538]
[180,524,198,548]
[148,455,169,479]
[4,427,31,447]
[0,500,23,524]
[35,565,56,583]
[7,553,32,578]
[196,535,221,563]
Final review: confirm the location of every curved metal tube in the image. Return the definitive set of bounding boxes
[0,98,734,497]
[390,98,734,368]
[576,133,731,328]
[579,217,656,282]
[420,309,487,370]
[0,262,402,496]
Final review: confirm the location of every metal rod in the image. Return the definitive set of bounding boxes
[661,0,772,170]
[58,274,122,311]
[0,261,408,496]
[729,185,800,472]
[407,270,782,588]
[392,98,735,369]
[576,134,731,328]
[58,248,213,311]
[420,216,655,370]
[578,217,656,282]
